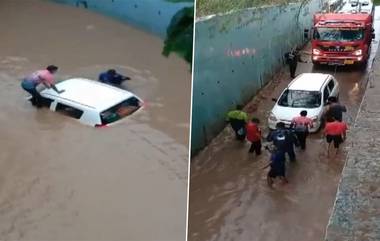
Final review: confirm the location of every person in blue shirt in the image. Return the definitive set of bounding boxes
[98,69,130,86]
[267,122,299,162]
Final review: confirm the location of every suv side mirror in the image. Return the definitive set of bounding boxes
[372,33,375,39]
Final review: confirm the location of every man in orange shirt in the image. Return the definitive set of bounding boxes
[246,118,262,156]
[291,110,313,150]
[324,116,348,156]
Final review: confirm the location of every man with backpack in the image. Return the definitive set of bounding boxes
[290,110,313,150]
[267,122,299,162]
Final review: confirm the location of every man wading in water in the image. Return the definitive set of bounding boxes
[21,65,64,107]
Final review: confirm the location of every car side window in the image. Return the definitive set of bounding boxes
[56,103,84,119]
[328,79,335,92]
[323,86,330,104]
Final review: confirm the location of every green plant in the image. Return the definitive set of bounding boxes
[163,1,194,67]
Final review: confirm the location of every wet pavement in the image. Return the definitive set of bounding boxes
[188,8,380,241]
[0,0,190,240]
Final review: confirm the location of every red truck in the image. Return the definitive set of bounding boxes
[310,12,374,66]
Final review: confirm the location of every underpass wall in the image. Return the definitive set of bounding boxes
[191,0,324,154]
[51,0,192,38]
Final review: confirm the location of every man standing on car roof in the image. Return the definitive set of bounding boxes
[21,65,64,108]
[99,69,131,86]
[226,105,249,141]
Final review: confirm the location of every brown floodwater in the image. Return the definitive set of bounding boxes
[188,9,380,241]
[0,0,190,240]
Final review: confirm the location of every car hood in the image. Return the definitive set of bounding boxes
[271,105,321,122]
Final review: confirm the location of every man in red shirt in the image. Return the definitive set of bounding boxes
[324,116,348,156]
[246,118,262,155]
[291,110,313,150]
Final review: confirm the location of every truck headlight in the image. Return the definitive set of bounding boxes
[353,49,362,56]
[313,48,321,55]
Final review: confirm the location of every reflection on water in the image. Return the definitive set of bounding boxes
[0,0,190,240]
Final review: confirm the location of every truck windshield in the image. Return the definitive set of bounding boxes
[278,89,321,108]
[100,96,142,125]
[314,27,364,41]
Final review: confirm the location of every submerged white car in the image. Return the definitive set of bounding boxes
[36,78,144,127]
[268,73,339,132]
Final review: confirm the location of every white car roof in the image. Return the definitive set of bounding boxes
[288,73,331,91]
[41,78,136,112]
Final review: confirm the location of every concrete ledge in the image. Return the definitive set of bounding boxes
[325,56,380,240]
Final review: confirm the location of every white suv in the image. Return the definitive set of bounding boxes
[36,78,144,127]
[268,73,339,132]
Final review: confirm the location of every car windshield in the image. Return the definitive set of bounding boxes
[278,89,321,108]
[100,96,142,125]
[313,27,364,41]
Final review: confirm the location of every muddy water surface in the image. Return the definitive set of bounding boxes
[0,0,190,240]
[188,8,380,241]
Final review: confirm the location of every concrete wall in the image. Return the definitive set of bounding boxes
[52,0,193,37]
[191,0,323,153]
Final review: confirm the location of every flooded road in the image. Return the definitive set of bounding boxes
[0,0,190,240]
[188,8,380,241]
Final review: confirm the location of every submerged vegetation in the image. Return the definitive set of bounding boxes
[162,0,194,67]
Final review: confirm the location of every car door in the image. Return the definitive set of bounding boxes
[327,78,338,97]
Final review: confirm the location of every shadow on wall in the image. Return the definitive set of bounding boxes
[191,0,324,155]
[52,0,193,38]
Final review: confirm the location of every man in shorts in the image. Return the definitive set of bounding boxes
[324,116,348,156]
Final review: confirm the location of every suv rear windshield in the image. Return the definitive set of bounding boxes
[100,96,141,125]
[278,89,321,108]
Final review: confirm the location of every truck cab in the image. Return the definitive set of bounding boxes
[311,13,373,66]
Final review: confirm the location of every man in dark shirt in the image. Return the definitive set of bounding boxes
[267,122,299,162]
[324,96,347,122]
[284,47,306,78]
[99,69,131,86]
[265,147,288,188]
